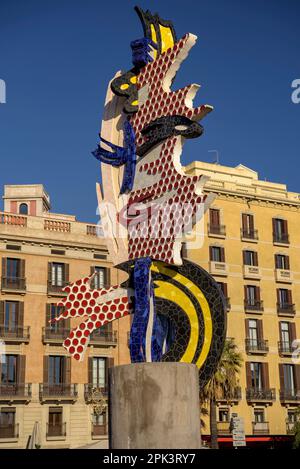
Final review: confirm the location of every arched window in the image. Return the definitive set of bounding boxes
[19,203,28,215]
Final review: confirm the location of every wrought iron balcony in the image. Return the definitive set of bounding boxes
[208,223,226,237]
[252,421,269,435]
[245,338,269,354]
[273,232,289,245]
[246,387,276,402]
[241,228,258,241]
[92,423,107,437]
[90,329,117,346]
[278,340,296,355]
[216,386,242,403]
[0,383,32,401]
[280,389,300,403]
[277,302,295,316]
[1,276,26,292]
[39,383,78,401]
[244,299,264,312]
[46,422,66,438]
[47,281,69,295]
[0,424,19,439]
[84,384,108,402]
[0,326,30,343]
[42,327,70,344]
[217,421,231,435]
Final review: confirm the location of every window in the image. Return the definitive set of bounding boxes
[48,356,65,385]
[280,322,290,344]
[6,258,21,280]
[51,263,64,287]
[209,209,220,227]
[217,282,228,298]
[243,250,258,266]
[248,320,258,346]
[254,409,265,423]
[219,409,229,422]
[1,355,17,384]
[92,358,106,388]
[19,203,28,215]
[250,363,262,389]
[275,254,290,270]
[273,218,289,243]
[0,409,16,438]
[49,305,64,332]
[4,301,18,332]
[242,214,255,237]
[1,258,25,289]
[283,365,295,392]
[245,285,261,307]
[48,407,63,436]
[210,246,225,262]
[278,288,292,306]
[92,267,106,290]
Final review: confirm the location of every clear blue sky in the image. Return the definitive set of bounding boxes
[0,0,299,222]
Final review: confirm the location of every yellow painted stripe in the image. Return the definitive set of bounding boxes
[154,280,198,363]
[151,261,213,369]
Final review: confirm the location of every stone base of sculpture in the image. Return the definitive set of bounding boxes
[109,362,201,449]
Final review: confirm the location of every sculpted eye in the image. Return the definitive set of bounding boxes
[175,125,188,131]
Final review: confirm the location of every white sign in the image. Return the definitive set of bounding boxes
[231,416,246,447]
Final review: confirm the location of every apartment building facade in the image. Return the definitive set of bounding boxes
[185,162,300,448]
[0,185,130,448]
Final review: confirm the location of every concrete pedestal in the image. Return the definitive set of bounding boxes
[109,362,201,449]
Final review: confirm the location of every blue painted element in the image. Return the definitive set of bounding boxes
[131,37,157,68]
[130,257,152,363]
[92,120,136,194]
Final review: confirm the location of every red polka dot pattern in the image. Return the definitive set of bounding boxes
[54,276,134,361]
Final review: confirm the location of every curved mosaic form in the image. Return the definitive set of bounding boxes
[54,6,227,388]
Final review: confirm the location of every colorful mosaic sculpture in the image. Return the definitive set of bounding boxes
[53,7,226,388]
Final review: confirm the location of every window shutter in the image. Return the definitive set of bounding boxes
[274,254,279,269]
[285,256,290,270]
[262,363,269,389]
[242,213,247,231]
[64,357,71,384]
[289,323,296,342]
[105,268,111,287]
[242,251,247,265]
[278,322,283,341]
[88,357,93,385]
[257,320,263,340]
[253,252,258,267]
[2,257,7,278]
[287,289,292,305]
[245,319,250,338]
[245,362,252,388]
[279,364,284,390]
[249,214,254,231]
[244,285,248,301]
[20,259,25,279]
[106,357,114,389]
[283,219,288,235]
[17,355,26,384]
[255,286,261,301]
[209,246,213,261]
[0,301,4,327]
[276,288,280,304]
[294,365,300,391]
[64,264,69,284]
[272,218,277,236]
[48,262,52,285]
[18,302,24,329]
[223,283,228,297]
[220,247,225,263]
[90,266,95,275]
[43,356,49,384]
[46,304,51,327]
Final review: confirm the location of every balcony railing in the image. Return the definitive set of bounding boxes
[0,326,30,342]
[244,299,264,312]
[92,423,107,437]
[0,424,19,439]
[245,338,269,354]
[216,386,242,403]
[44,219,71,233]
[252,421,269,435]
[273,232,289,245]
[39,383,78,400]
[280,389,300,402]
[277,302,295,316]
[42,327,70,343]
[275,269,292,283]
[246,387,276,402]
[1,277,26,292]
[47,281,69,295]
[278,341,296,355]
[0,383,32,399]
[0,212,27,227]
[241,228,258,240]
[90,329,117,345]
[84,384,108,402]
[46,422,66,438]
[208,224,226,236]
[217,421,231,435]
